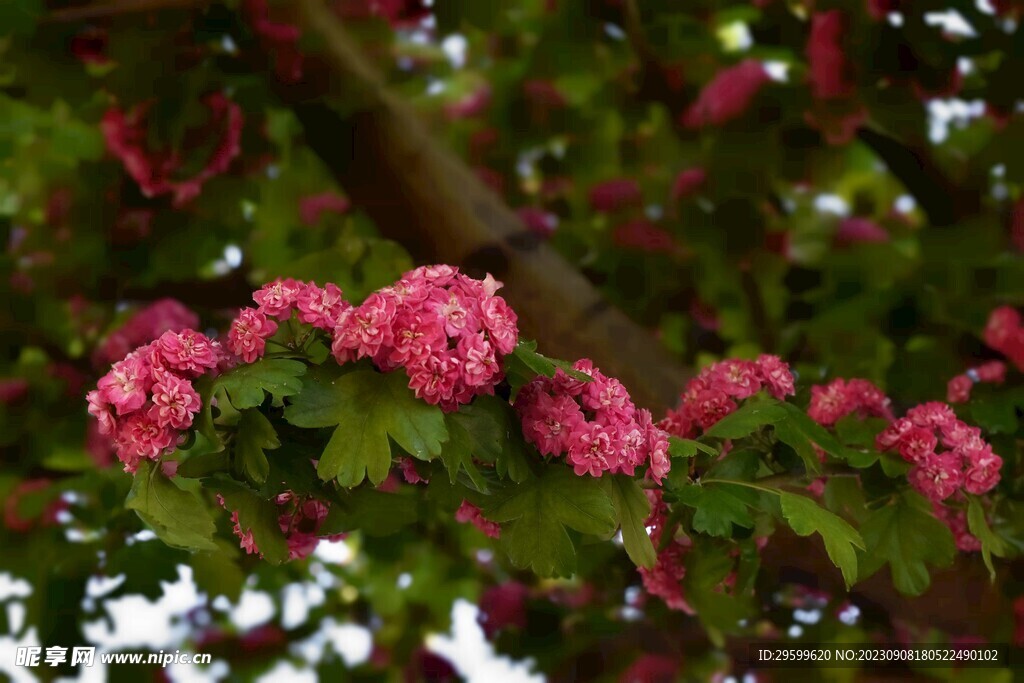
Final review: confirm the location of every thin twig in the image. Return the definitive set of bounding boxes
[44,0,208,23]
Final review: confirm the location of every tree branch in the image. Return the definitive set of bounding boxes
[44,0,207,23]
[855,127,982,227]
[250,0,690,411]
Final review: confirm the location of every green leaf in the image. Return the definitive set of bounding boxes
[439,401,505,492]
[176,451,230,479]
[857,492,955,596]
[233,409,280,488]
[777,402,845,457]
[213,478,290,565]
[191,376,224,453]
[284,368,447,487]
[125,461,218,552]
[507,340,593,385]
[772,419,822,474]
[486,468,616,577]
[684,538,754,638]
[677,483,755,537]
[190,542,245,602]
[701,399,787,440]
[481,397,534,483]
[778,491,864,588]
[606,476,656,569]
[968,396,1019,435]
[669,436,717,458]
[217,358,307,410]
[321,488,419,537]
[966,496,1008,581]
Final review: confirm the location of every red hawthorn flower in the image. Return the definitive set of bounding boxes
[611,219,676,253]
[477,582,530,638]
[299,192,351,225]
[807,11,856,100]
[866,0,902,20]
[70,27,110,66]
[620,654,680,683]
[680,60,770,129]
[102,92,244,207]
[334,0,433,27]
[1011,197,1024,253]
[516,206,558,238]
[475,167,506,197]
[670,167,707,202]
[244,0,304,82]
[523,79,568,109]
[443,85,492,120]
[835,217,890,247]
[588,178,643,213]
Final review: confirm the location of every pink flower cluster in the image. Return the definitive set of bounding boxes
[659,355,796,438]
[984,306,1024,369]
[876,402,1002,501]
[236,278,351,362]
[331,265,519,411]
[931,500,982,553]
[947,361,1007,403]
[102,92,243,207]
[638,489,694,614]
[87,329,231,472]
[514,359,670,481]
[455,500,501,539]
[223,491,341,561]
[807,377,893,427]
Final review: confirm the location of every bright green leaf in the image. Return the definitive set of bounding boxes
[217,358,306,410]
[678,483,755,537]
[669,436,717,458]
[702,399,787,440]
[778,491,864,589]
[284,368,447,487]
[966,495,1008,581]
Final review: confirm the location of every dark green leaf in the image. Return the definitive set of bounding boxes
[176,451,230,479]
[772,419,822,474]
[125,461,218,552]
[321,488,419,537]
[233,409,279,488]
[857,492,955,596]
[214,478,290,565]
[777,402,845,457]
[486,467,616,577]
[606,475,656,569]
[190,542,245,602]
[439,401,506,492]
